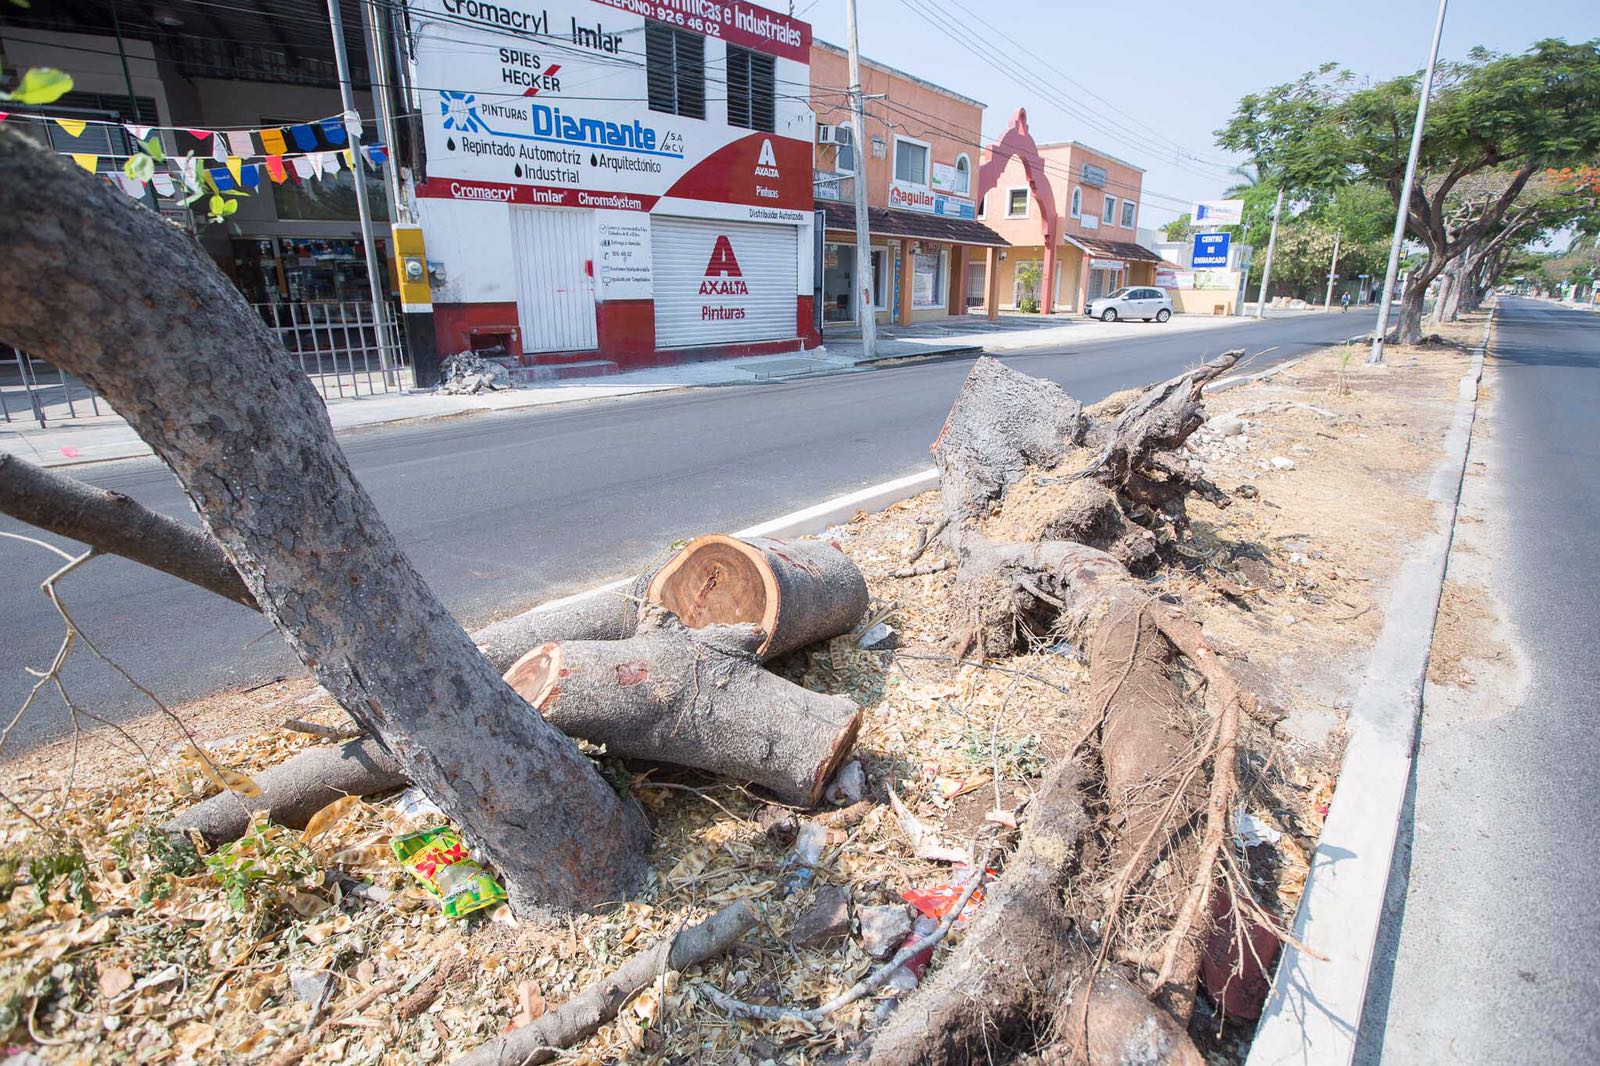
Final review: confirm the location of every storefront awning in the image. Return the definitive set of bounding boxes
[820,201,1010,248]
[1061,233,1166,264]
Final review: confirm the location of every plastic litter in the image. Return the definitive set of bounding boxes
[391,826,507,919]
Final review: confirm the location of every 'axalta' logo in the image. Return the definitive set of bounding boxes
[700,236,748,295]
[754,138,780,179]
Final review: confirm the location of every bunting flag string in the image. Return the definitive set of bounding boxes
[88,141,390,202]
[3,110,375,164]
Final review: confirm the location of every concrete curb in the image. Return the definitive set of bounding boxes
[1245,310,1494,1066]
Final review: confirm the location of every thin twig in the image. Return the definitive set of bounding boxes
[883,558,950,579]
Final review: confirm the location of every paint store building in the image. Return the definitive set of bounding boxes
[406,0,819,370]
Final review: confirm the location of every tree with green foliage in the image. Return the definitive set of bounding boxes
[1218,38,1600,342]
[1161,213,1196,242]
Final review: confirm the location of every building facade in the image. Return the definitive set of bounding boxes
[976,112,1163,314]
[808,41,1007,330]
[406,0,818,368]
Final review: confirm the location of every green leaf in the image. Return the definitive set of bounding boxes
[123,152,154,183]
[141,135,165,163]
[7,67,73,106]
[208,193,227,217]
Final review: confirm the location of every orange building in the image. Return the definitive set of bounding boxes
[809,42,1009,329]
[976,111,1165,314]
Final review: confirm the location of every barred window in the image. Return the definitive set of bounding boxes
[645,22,705,120]
[726,45,775,132]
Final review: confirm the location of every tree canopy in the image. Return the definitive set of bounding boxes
[1217,38,1600,338]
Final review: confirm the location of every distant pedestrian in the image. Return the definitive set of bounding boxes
[1340,291,1351,312]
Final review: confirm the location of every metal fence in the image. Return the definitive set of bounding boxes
[1,347,102,429]
[2,302,410,430]
[255,301,412,399]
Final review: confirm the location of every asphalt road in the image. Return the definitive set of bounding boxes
[0,312,1359,753]
[1358,299,1600,1062]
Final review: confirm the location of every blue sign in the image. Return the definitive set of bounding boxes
[1191,232,1231,268]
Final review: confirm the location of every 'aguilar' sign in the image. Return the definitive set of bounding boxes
[411,0,812,208]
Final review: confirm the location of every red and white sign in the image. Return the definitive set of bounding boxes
[591,0,811,61]
[415,178,658,211]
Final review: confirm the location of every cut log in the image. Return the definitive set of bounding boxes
[646,534,868,660]
[931,356,1085,522]
[454,899,758,1066]
[504,613,861,806]
[474,572,653,673]
[164,737,406,846]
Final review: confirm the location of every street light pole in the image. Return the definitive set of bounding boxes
[1370,0,1448,365]
[845,0,876,360]
[1324,230,1342,309]
[1254,187,1284,320]
[325,0,395,381]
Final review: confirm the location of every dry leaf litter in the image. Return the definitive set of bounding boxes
[0,324,1481,1065]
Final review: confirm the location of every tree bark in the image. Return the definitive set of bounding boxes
[504,613,861,806]
[646,534,868,660]
[0,452,255,609]
[165,737,406,846]
[0,127,648,914]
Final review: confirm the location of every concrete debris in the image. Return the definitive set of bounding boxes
[1271,456,1296,470]
[791,884,852,948]
[825,760,866,805]
[858,903,914,959]
[289,967,333,1006]
[438,351,512,395]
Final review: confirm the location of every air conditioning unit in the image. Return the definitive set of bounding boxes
[817,124,852,147]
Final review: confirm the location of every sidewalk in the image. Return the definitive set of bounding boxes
[1,310,1285,469]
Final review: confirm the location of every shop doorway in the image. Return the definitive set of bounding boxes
[511,206,598,353]
[966,260,986,310]
[821,243,888,324]
[1087,262,1126,301]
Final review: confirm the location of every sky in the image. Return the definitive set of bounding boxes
[795,0,1599,228]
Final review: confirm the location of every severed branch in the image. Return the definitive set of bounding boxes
[453,900,758,1066]
[0,453,256,609]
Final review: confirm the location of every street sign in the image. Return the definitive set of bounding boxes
[1191,232,1232,268]
[1193,199,1244,226]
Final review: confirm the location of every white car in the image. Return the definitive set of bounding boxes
[1086,286,1172,323]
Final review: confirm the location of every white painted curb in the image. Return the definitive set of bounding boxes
[1246,311,1493,1066]
[492,467,942,628]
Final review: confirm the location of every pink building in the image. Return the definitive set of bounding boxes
[976,111,1164,314]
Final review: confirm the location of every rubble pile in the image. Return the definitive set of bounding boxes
[436,352,511,395]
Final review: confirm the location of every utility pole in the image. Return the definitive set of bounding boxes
[1371,0,1448,364]
[361,0,407,222]
[1254,187,1284,320]
[845,0,876,359]
[1324,230,1342,309]
[325,0,394,381]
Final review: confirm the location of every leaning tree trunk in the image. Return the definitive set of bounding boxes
[0,127,648,914]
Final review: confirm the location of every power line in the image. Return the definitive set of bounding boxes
[925,0,1240,173]
[893,0,1240,186]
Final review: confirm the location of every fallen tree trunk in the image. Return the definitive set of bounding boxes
[454,899,758,1066]
[0,128,649,914]
[647,534,868,659]
[166,737,406,845]
[0,452,256,609]
[505,612,861,806]
[473,574,653,673]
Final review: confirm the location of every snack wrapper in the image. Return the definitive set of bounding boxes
[391,826,507,919]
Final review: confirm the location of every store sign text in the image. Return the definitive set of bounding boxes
[888,181,975,220]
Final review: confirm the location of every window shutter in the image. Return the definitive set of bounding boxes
[751,51,776,132]
[727,47,751,129]
[677,32,706,120]
[646,23,676,113]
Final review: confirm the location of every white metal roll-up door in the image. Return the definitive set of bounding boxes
[511,206,598,353]
[652,217,798,348]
